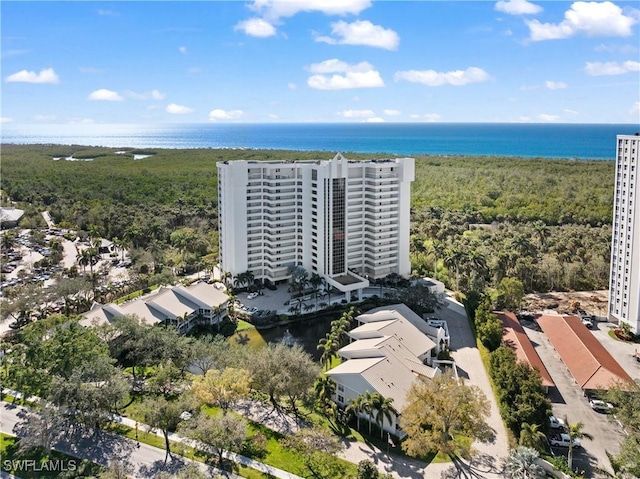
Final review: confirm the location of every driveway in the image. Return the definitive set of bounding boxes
[590,322,640,381]
[522,324,625,477]
[435,297,510,478]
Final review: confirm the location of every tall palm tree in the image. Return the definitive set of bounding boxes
[373,394,396,439]
[346,395,366,431]
[564,416,593,470]
[505,446,544,479]
[362,391,376,436]
[317,333,340,370]
[314,376,336,410]
[519,422,546,453]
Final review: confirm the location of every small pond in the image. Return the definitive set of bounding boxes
[228,313,340,361]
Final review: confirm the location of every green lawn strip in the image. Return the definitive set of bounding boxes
[201,404,356,477]
[1,432,104,478]
[114,284,160,304]
[235,320,255,332]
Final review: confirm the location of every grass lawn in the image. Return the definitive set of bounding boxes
[0,433,104,478]
[200,404,357,478]
[227,327,269,349]
[236,319,255,332]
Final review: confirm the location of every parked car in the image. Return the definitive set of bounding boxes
[247,292,259,300]
[549,433,581,448]
[582,318,593,329]
[549,416,565,429]
[589,399,613,412]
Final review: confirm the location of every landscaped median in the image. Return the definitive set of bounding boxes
[1,432,103,478]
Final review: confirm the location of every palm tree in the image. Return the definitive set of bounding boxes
[362,391,376,436]
[373,394,396,439]
[222,271,233,289]
[317,333,340,370]
[77,249,90,273]
[564,416,593,470]
[519,422,546,453]
[309,273,323,310]
[505,446,544,479]
[346,395,366,431]
[444,246,465,291]
[314,376,336,410]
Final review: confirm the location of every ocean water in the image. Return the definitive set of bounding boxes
[3,123,639,160]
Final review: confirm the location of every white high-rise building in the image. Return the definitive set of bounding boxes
[217,153,414,300]
[608,134,640,334]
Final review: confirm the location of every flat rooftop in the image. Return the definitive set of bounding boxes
[332,273,364,286]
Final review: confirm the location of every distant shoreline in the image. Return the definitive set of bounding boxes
[0,142,614,163]
[2,122,634,160]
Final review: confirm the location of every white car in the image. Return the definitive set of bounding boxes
[550,433,581,448]
[247,292,259,300]
[549,416,565,429]
[589,399,613,412]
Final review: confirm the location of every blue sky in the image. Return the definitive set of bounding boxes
[2,0,639,125]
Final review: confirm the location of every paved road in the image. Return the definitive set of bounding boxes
[522,324,625,477]
[435,297,510,478]
[0,401,239,479]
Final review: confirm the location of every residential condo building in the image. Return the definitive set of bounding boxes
[217,153,414,299]
[608,134,640,334]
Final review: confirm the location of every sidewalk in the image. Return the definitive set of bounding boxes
[1,390,301,479]
[1,401,239,479]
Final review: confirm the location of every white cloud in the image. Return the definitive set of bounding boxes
[268,113,280,120]
[88,89,123,101]
[383,109,401,116]
[315,20,399,50]
[166,103,194,114]
[495,0,542,15]
[234,18,277,37]
[309,58,366,73]
[584,60,640,75]
[151,89,165,100]
[337,109,376,118]
[365,117,384,123]
[545,80,567,89]
[34,115,57,121]
[526,1,637,41]
[0,117,14,123]
[594,43,637,54]
[249,0,371,21]
[209,109,244,121]
[394,67,490,87]
[6,67,59,84]
[564,109,579,115]
[631,102,640,114]
[538,113,560,122]
[188,67,202,74]
[125,89,166,100]
[179,46,188,54]
[288,82,297,90]
[307,59,384,90]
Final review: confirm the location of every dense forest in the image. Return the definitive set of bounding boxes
[1,144,615,293]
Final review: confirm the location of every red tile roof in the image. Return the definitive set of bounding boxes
[537,314,633,390]
[495,311,555,389]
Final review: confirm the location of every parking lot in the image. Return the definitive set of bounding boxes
[523,323,627,477]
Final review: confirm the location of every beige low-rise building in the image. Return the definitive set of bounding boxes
[80,282,228,333]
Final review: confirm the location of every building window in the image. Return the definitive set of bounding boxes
[337,395,344,403]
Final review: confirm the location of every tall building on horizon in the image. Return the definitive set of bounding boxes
[217,153,414,301]
[608,133,640,334]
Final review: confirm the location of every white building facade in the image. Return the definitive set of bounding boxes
[217,153,414,297]
[608,134,640,334]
